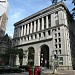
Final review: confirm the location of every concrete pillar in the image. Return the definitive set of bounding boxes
[18,27,20,37]
[42,17,44,30]
[34,47,40,66]
[24,25,26,35]
[51,13,55,27]
[15,54,20,66]
[58,10,63,25]
[27,24,29,34]
[21,26,23,36]
[34,21,36,32]
[22,51,28,65]
[30,22,32,33]
[46,16,48,28]
[37,19,40,31]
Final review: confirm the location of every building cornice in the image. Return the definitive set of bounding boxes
[14,2,70,26]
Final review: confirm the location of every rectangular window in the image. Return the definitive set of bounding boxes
[48,30,50,35]
[39,33,41,37]
[55,50,57,54]
[48,15,51,27]
[32,21,34,32]
[55,33,57,37]
[60,57,63,61]
[35,34,37,39]
[55,44,57,48]
[55,39,57,43]
[43,32,45,37]
[58,28,60,30]
[59,50,61,54]
[58,33,60,36]
[40,18,42,30]
[58,38,61,42]
[44,16,46,29]
[31,35,33,39]
[59,44,61,48]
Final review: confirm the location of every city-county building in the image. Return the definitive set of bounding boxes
[13,2,75,70]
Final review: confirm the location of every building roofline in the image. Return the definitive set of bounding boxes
[14,2,71,26]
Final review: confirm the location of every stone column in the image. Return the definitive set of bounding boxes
[30,22,32,33]
[15,54,20,66]
[42,17,44,30]
[18,27,20,37]
[51,13,55,27]
[22,51,27,65]
[21,26,23,36]
[27,24,29,34]
[24,25,26,35]
[37,19,40,31]
[34,47,40,66]
[34,21,36,32]
[46,16,48,28]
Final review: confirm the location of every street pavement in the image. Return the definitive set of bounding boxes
[0,72,29,75]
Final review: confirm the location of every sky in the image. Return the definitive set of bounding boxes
[6,0,74,38]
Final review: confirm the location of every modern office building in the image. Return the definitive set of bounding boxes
[0,0,8,37]
[13,2,75,70]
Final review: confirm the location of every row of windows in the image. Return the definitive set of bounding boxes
[55,38,61,43]
[55,33,60,37]
[55,44,61,48]
[55,50,61,54]
[15,30,51,44]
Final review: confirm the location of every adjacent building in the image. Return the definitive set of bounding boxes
[13,2,75,70]
[0,0,8,37]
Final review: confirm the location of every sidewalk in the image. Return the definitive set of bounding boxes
[41,69,75,75]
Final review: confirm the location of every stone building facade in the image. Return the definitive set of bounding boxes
[13,2,75,70]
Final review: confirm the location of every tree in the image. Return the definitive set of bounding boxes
[17,48,23,66]
[5,48,23,66]
[5,48,18,66]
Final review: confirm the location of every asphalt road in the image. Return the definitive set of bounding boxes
[0,72,29,75]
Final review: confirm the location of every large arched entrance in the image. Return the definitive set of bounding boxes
[40,45,49,68]
[28,47,35,66]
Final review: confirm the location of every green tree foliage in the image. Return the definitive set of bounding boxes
[4,48,23,66]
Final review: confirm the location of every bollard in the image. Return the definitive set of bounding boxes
[54,69,58,74]
[29,67,32,75]
[34,66,41,75]
[32,66,35,75]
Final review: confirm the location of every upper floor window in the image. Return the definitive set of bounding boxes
[48,15,51,27]
[44,16,46,29]
[58,33,60,36]
[43,32,45,37]
[48,30,50,35]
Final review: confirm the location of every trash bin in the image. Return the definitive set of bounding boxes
[29,67,32,75]
[34,66,41,75]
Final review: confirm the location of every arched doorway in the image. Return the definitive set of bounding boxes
[28,47,35,66]
[40,45,49,68]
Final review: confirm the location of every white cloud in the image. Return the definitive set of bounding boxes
[11,11,21,20]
